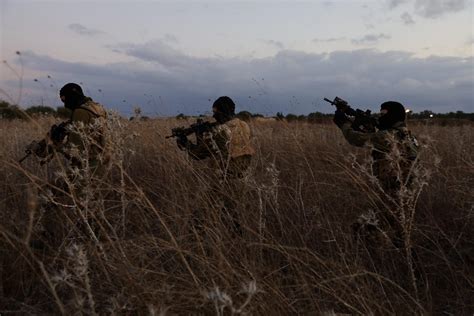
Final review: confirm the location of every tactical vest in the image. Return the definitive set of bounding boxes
[371,123,419,192]
[72,99,108,162]
[224,118,255,158]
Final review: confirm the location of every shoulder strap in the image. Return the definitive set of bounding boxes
[79,106,98,117]
[77,103,104,118]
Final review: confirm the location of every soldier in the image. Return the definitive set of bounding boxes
[26,82,109,177]
[28,83,109,248]
[59,82,109,178]
[176,96,255,234]
[333,101,419,247]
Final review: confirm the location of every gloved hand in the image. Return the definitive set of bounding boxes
[176,135,189,150]
[49,122,69,144]
[26,139,49,158]
[333,110,348,128]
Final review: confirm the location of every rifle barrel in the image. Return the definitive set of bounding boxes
[323,98,335,105]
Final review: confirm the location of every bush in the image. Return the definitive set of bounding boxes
[56,106,72,119]
[236,111,252,121]
[25,106,56,116]
[0,105,27,120]
[285,113,298,122]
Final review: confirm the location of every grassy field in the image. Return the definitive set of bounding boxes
[0,116,473,314]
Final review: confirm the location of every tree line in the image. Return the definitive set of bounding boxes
[1,99,472,121]
[0,100,71,119]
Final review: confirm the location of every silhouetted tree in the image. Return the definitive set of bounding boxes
[285,113,298,122]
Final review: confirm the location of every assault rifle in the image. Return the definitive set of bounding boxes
[166,119,217,139]
[19,120,71,164]
[324,96,377,133]
[19,139,49,164]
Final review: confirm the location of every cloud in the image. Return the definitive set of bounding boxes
[401,12,416,25]
[351,33,391,45]
[163,34,179,44]
[414,0,468,18]
[114,40,193,68]
[9,45,473,115]
[262,40,285,50]
[388,0,408,9]
[312,37,346,43]
[68,23,104,36]
[389,0,468,18]
[322,1,335,7]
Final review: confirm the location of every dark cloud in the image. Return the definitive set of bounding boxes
[8,45,473,115]
[401,12,416,25]
[312,37,346,43]
[351,33,391,45]
[68,23,104,36]
[414,0,468,18]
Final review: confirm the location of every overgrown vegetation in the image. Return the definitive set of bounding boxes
[0,100,71,120]
[0,115,473,314]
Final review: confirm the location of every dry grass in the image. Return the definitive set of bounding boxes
[0,116,473,314]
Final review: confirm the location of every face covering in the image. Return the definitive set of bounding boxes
[377,101,406,130]
[60,83,86,110]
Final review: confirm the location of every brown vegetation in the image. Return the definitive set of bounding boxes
[0,116,473,314]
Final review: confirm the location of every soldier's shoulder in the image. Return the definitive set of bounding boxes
[226,118,250,130]
[369,129,393,145]
[79,99,107,118]
[72,107,92,122]
[214,122,232,135]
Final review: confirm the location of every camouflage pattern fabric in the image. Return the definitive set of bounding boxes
[188,117,255,178]
[186,117,255,236]
[340,121,418,193]
[67,98,108,177]
[339,120,419,249]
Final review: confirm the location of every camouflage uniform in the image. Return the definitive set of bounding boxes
[184,117,255,235]
[67,97,109,177]
[187,117,255,178]
[340,120,418,193]
[338,120,419,248]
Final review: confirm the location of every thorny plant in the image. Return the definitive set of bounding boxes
[204,280,259,315]
[344,132,432,299]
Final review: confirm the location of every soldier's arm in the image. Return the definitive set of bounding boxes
[187,128,229,161]
[187,134,213,160]
[340,121,379,147]
[68,108,92,151]
[210,129,229,162]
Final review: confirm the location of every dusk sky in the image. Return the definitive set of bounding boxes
[1,0,473,116]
